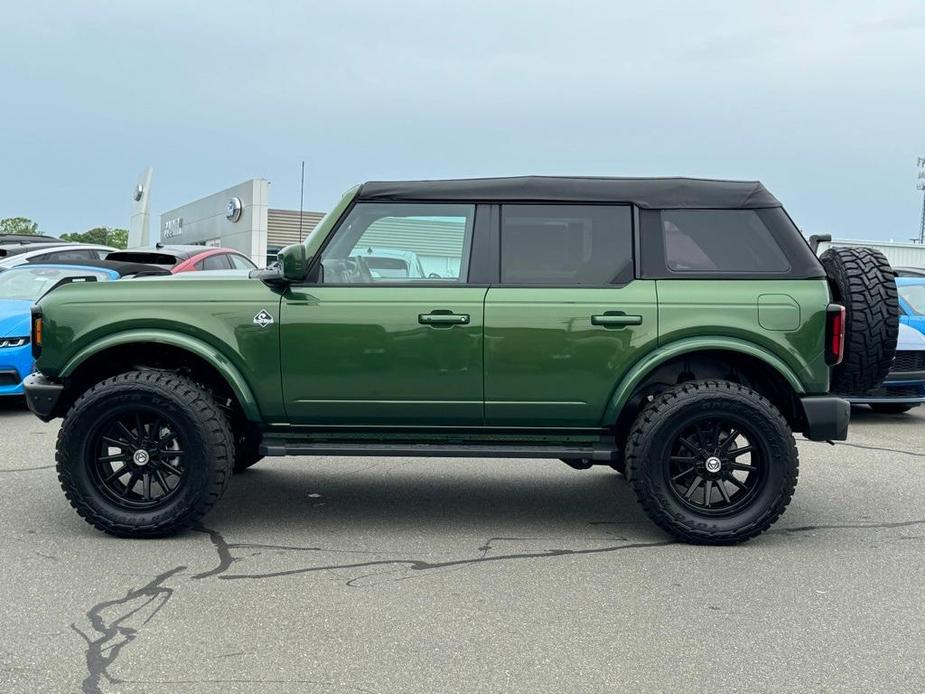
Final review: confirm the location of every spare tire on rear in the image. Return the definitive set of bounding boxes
[819,246,899,395]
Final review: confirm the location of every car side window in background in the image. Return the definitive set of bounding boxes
[31,249,97,262]
[197,254,232,271]
[500,205,633,285]
[899,284,925,315]
[320,203,474,283]
[229,254,256,270]
[662,210,790,273]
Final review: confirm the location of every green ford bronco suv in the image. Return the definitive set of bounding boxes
[23,176,899,544]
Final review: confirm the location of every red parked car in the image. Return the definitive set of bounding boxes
[105,244,258,273]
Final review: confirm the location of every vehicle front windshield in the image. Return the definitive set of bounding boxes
[0,266,110,301]
[899,284,925,316]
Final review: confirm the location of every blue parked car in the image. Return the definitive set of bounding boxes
[897,277,925,334]
[0,261,167,397]
[848,320,925,413]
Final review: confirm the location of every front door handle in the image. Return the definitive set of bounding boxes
[591,312,643,328]
[419,311,470,326]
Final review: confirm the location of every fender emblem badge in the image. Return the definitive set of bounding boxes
[253,310,274,328]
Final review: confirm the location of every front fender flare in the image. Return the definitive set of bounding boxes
[60,330,262,421]
[601,337,806,425]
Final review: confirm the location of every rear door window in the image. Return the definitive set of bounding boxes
[661,210,790,273]
[499,205,633,285]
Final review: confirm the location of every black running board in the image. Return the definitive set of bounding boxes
[260,441,617,462]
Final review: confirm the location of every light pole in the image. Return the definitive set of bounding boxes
[918,157,925,244]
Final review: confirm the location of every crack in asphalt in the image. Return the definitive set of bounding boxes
[216,538,678,582]
[117,678,380,692]
[191,525,384,581]
[67,515,925,691]
[771,519,925,534]
[0,464,55,473]
[191,525,235,579]
[72,565,186,694]
[805,439,925,458]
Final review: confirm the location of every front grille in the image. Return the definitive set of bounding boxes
[891,351,925,373]
[0,370,20,387]
[0,337,29,349]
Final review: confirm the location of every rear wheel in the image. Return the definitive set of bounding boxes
[625,380,798,544]
[56,371,234,537]
[868,403,916,414]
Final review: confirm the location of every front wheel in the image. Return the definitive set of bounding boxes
[625,380,798,545]
[56,371,234,537]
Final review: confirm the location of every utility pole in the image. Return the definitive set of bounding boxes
[918,156,925,244]
[298,161,306,242]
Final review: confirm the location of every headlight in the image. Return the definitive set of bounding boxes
[0,337,29,349]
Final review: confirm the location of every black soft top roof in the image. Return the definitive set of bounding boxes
[356,176,781,209]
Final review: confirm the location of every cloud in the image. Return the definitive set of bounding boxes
[0,0,922,239]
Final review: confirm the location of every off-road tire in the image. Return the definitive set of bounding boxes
[819,247,899,395]
[56,371,234,537]
[624,380,798,545]
[868,403,916,415]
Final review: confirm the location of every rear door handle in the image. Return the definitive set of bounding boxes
[591,313,643,328]
[419,312,470,326]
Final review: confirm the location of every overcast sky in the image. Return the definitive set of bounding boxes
[1,1,923,241]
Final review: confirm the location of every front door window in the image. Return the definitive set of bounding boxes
[320,203,475,283]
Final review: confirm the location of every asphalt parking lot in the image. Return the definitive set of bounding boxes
[1,400,923,694]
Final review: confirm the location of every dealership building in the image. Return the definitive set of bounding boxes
[157,178,468,275]
[158,179,326,266]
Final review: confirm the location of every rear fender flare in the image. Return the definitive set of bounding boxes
[602,337,806,425]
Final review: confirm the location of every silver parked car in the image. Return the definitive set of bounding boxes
[0,243,117,272]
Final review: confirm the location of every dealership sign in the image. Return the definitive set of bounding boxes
[226,197,243,222]
[163,217,183,239]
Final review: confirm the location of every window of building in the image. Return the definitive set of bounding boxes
[320,203,474,283]
[500,205,633,285]
[661,209,790,273]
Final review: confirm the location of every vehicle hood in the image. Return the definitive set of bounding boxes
[0,300,32,339]
[134,269,254,282]
[897,322,925,351]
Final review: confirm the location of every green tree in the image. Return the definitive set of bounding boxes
[0,217,39,235]
[60,227,129,249]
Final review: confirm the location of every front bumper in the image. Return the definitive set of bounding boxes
[800,395,850,441]
[23,373,64,421]
[0,342,33,396]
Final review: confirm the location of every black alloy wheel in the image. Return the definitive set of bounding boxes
[666,419,765,515]
[90,409,187,509]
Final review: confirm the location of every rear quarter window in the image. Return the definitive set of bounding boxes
[637,206,826,279]
[661,209,790,274]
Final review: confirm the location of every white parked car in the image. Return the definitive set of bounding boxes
[0,243,117,271]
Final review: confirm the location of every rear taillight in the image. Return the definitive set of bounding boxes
[31,308,43,359]
[825,304,846,366]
